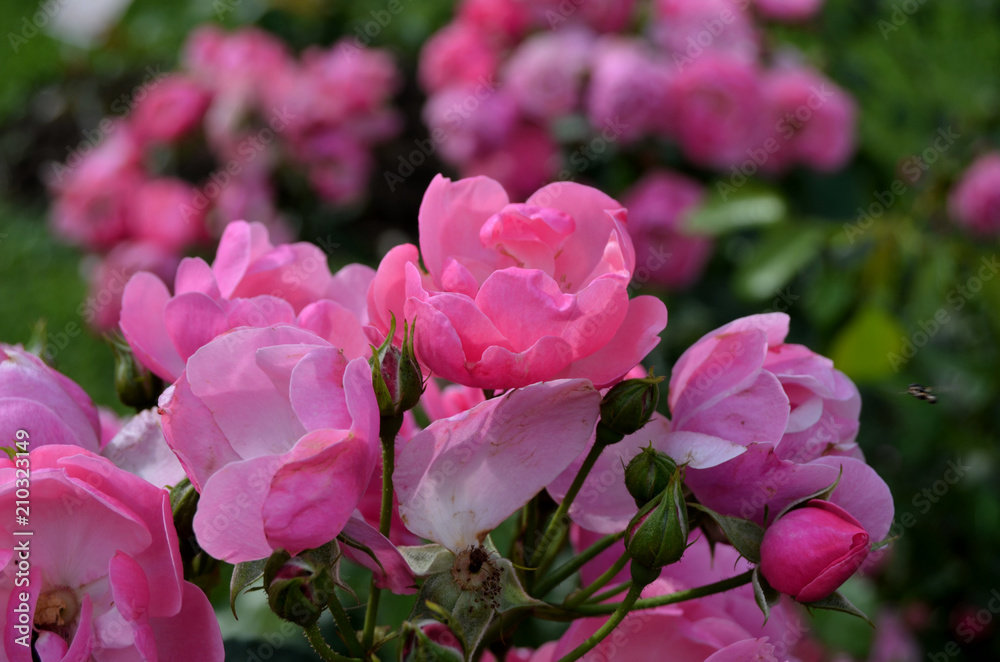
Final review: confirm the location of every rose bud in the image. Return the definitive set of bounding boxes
[759,499,871,603]
[263,549,336,627]
[626,466,688,586]
[371,315,424,420]
[108,332,163,411]
[596,370,663,446]
[624,446,677,507]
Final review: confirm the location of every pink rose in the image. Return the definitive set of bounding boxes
[503,29,594,121]
[621,171,713,289]
[462,123,562,201]
[85,240,180,331]
[0,345,101,452]
[760,499,871,602]
[120,220,370,382]
[457,0,530,43]
[666,54,768,169]
[586,37,672,142]
[159,325,380,562]
[419,23,499,94]
[761,65,856,173]
[755,0,825,22]
[652,0,760,65]
[131,75,212,146]
[423,86,519,164]
[949,152,1000,235]
[48,126,144,251]
[0,446,223,661]
[528,0,637,33]
[128,177,208,252]
[368,175,668,389]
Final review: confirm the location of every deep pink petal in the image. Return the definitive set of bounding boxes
[368,243,422,338]
[148,582,225,662]
[341,513,417,594]
[163,291,230,362]
[813,455,894,541]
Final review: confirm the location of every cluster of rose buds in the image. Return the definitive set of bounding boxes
[47,25,401,331]
[2,174,910,661]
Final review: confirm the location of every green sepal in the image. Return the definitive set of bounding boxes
[230,557,269,619]
[751,566,781,624]
[689,503,765,564]
[803,590,875,627]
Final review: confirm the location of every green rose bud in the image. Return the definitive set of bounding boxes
[370,314,424,418]
[626,467,689,586]
[595,370,663,447]
[108,333,162,411]
[624,446,678,507]
[263,549,335,627]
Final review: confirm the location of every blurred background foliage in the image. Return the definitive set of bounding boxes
[2,0,1000,659]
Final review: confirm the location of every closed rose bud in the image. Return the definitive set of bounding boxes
[264,550,335,627]
[371,316,424,419]
[759,500,871,603]
[109,333,162,411]
[626,467,688,584]
[624,446,677,507]
[596,371,663,446]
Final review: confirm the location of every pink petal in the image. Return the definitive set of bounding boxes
[395,380,600,551]
[173,256,219,297]
[120,272,185,382]
[163,291,230,362]
[212,221,271,297]
[286,347,352,432]
[676,371,790,445]
[418,174,509,284]
[368,243,422,338]
[813,455,894,541]
[149,582,225,662]
[224,296,297,329]
[297,299,371,359]
[341,513,417,594]
[328,263,376,322]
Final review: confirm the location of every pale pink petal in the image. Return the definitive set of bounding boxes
[297,300,370,359]
[677,372,790,446]
[395,380,600,551]
[224,296,297,329]
[163,291,230,361]
[173,256,219,297]
[286,347,352,432]
[159,379,241,491]
[328,263,376,322]
[149,583,225,662]
[212,220,259,297]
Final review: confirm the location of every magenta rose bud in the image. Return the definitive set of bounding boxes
[759,499,871,603]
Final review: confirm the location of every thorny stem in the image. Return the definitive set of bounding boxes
[303,623,364,662]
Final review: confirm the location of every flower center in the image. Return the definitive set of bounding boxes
[451,545,503,607]
[34,587,81,630]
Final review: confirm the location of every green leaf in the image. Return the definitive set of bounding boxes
[734,225,827,300]
[686,191,786,235]
[804,590,875,627]
[399,544,457,577]
[829,306,907,383]
[751,567,780,624]
[689,503,765,564]
[230,557,269,619]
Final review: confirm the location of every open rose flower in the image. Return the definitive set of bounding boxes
[0,446,223,662]
[121,220,372,382]
[760,499,871,602]
[0,344,102,453]
[158,325,379,562]
[368,175,668,389]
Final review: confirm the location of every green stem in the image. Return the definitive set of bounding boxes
[303,623,363,662]
[565,551,629,607]
[555,583,643,662]
[533,530,625,597]
[567,570,753,616]
[587,580,631,604]
[361,415,403,651]
[529,441,605,568]
[328,592,366,659]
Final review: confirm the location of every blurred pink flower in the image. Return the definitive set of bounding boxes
[503,29,594,121]
[761,64,856,173]
[0,345,101,452]
[755,0,825,22]
[367,175,668,389]
[0,446,223,662]
[128,177,208,252]
[621,171,713,290]
[666,54,768,169]
[131,75,212,146]
[85,240,180,332]
[159,325,379,562]
[760,499,870,602]
[462,123,562,201]
[653,0,760,65]
[420,23,499,94]
[457,0,531,43]
[949,152,1000,235]
[586,37,672,142]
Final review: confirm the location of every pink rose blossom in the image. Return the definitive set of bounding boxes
[762,65,857,173]
[128,177,207,252]
[131,75,212,146]
[621,171,713,289]
[159,325,380,562]
[423,86,519,164]
[652,0,760,65]
[755,0,825,22]
[394,380,601,551]
[528,0,637,33]
[367,175,668,389]
[0,345,101,452]
[457,0,530,43]
[0,446,223,661]
[503,29,594,121]
[666,54,768,169]
[949,152,1000,235]
[419,23,499,94]
[760,499,871,602]
[586,37,672,142]
[120,220,371,382]
[48,126,144,251]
